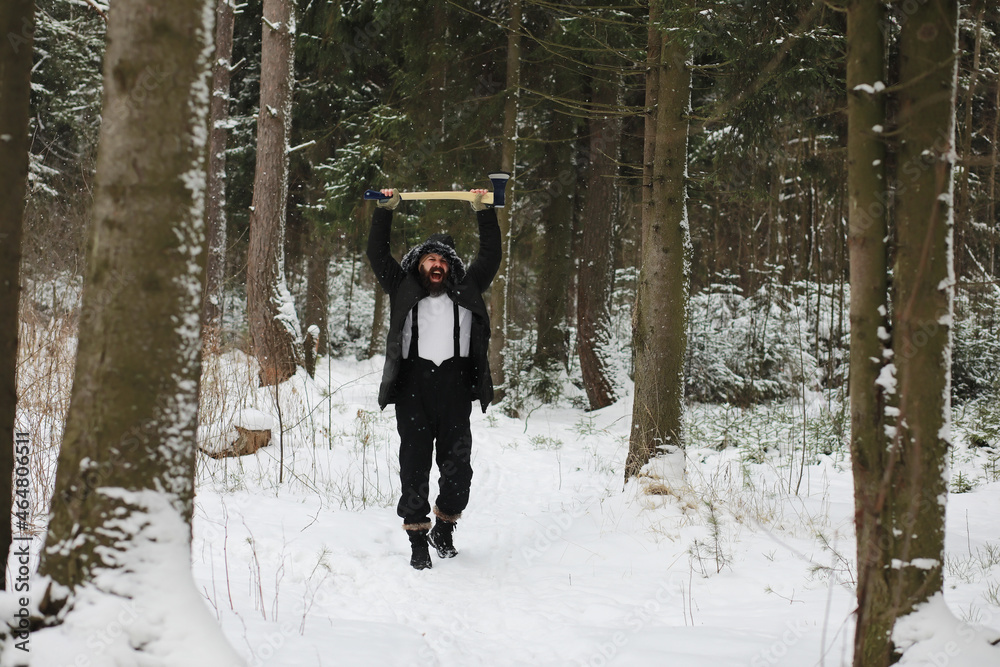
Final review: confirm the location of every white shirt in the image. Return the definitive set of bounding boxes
[401,292,472,365]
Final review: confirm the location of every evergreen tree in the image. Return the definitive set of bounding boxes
[843,0,891,662]
[489,0,523,407]
[686,1,845,294]
[531,107,578,388]
[202,0,238,349]
[954,2,999,281]
[843,1,1000,663]
[247,0,304,385]
[28,1,105,198]
[627,0,693,481]
[576,62,621,411]
[21,2,106,281]
[508,0,647,409]
[886,0,958,640]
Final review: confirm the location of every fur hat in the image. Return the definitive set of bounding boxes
[400,233,467,284]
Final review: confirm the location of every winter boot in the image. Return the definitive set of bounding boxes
[405,526,432,570]
[428,518,458,559]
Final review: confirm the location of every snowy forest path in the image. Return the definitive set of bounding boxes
[187,356,921,666]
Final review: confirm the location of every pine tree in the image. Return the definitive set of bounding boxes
[844,1,993,662]
[576,63,621,411]
[489,0,523,407]
[202,0,237,349]
[686,0,845,294]
[28,1,105,198]
[844,0,891,662]
[247,0,303,386]
[532,108,578,386]
[627,0,692,481]
[886,0,959,634]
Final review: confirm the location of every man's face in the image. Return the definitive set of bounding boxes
[419,253,449,292]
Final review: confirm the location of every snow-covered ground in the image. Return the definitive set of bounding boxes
[179,353,1000,666]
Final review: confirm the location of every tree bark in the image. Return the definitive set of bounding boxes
[845,1,892,664]
[887,0,958,632]
[956,5,984,280]
[488,0,521,407]
[0,0,34,590]
[36,1,238,658]
[992,58,1000,275]
[577,69,620,412]
[202,0,236,351]
[247,0,303,386]
[368,280,386,360]
[641,1,661,253]
[627,4,691,479]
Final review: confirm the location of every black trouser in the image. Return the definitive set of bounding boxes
[394,356,474,525]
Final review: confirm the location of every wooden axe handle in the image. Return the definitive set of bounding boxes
[396,191,495,205]
[363,171,510,207]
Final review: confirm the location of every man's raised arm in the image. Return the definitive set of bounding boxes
[366,190,403,293]
[465,190,502,291]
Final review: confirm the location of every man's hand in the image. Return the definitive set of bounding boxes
[469,188,489,212]
[377,188,401,210]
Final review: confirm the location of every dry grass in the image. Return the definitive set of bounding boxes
[15,286,78,532]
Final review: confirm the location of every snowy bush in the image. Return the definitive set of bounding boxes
[951,287,1000,403]
[955,394,1000,452]
[685,283,821,405]
[325,254,377,359]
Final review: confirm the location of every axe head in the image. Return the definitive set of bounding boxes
[488,172,511,208]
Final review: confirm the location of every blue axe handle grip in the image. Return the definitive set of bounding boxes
[363,189,389,201]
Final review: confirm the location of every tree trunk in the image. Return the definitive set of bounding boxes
[247,0,303,386]
[368,280,386,360]
[0,0,34,590]
[640,1,661,256]
[627,4,691,480]
[992,62,1000,275]
[576,69,620,412]
[886,0,958,635]
[845,1,892,664]
[956,5,984,280]
[532,110,576,381]
[35,0,239,659]
[202,0,236,352]
[488,0,521,407]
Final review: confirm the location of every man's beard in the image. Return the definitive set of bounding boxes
[419,266,448,295]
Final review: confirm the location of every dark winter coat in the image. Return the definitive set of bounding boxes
[366,206,502,412]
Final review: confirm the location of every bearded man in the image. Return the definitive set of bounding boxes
[366,187,501,570]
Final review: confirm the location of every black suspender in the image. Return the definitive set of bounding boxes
[452,299,461,358]
[409,301,419,358]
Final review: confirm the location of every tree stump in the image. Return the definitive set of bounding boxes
[201,409,274,458]
[304,324,320,378]
[231,426,272,456]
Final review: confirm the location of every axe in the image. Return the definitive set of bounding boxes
[363,171,512,208]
